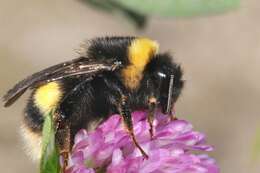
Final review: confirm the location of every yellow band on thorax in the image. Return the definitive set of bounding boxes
[122,38,159,89]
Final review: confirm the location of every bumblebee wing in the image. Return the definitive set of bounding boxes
[3,57,121,107]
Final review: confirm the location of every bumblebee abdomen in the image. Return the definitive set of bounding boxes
[20,123,42,161]
[21,80,68,160]
[23,81,64,134]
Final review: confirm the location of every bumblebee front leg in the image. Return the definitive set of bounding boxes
[147,97,157,139]
[120,95,148,159]
[103,76,148,158]
[170,105,177,121]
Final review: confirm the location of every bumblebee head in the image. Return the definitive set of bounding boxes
[144,53,184,114]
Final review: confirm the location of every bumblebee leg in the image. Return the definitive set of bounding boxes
[120,95,148,159]
[55,119,71,172]
[55,79,93,172]
[147,97,157,139]
[102,76,148,158]
[170,105,178,121]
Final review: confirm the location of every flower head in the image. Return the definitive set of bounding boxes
[65,111,219,173]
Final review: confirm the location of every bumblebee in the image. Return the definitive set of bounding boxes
[3,37,183,168]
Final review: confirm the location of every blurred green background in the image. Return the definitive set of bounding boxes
[0,0,260,172]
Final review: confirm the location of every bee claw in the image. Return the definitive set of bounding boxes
[142,153,149,160]
[171,116,178,121]
[60,150,69,172]
[170,105,178,121]
[149,130,154,140]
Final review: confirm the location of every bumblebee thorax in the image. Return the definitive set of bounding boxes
[122,38,159,89]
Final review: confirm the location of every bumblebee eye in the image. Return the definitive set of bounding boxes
[157,71,166,78]
[152,71,168,89]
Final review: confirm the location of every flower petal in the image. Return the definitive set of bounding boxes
[66,110,219,173]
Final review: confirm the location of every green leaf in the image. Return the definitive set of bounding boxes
[112,0,240,17]
[40,111,60,173]
[252,127,260,161]
[81,0,147,28]
[82,0,116,12]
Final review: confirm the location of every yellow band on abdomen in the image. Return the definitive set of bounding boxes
[34,82,62,114]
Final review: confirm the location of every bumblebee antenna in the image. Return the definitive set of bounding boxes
[166,74,174,114]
